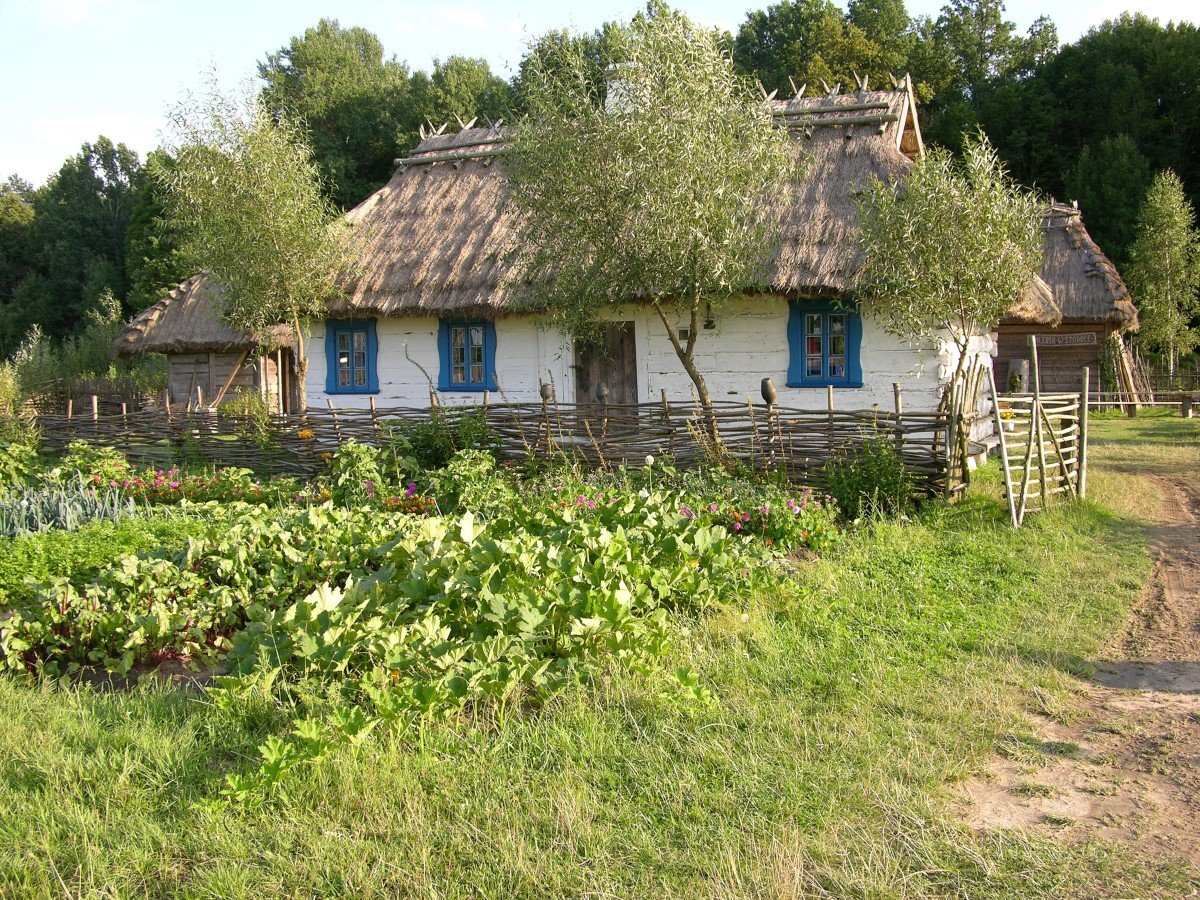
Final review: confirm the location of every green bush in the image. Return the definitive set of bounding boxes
[383,409,497,471]
[328,440,385,504]
[60,440,131,484]
[824,436,916,521]
[0,511,212,609]
[0,433,40,490]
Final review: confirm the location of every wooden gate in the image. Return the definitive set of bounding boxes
[989,336,1089,527]
[574,322,638,405]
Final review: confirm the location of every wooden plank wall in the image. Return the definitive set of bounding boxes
[996,324,1109,394]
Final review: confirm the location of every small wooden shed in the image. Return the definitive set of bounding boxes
[998,204,1139,393]
[113,275,298,412]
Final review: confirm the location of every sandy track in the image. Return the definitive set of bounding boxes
[960,473,1200,871]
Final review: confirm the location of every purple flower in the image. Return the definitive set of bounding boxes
[733,522,743,532]
[679,505,696,520]
[405,482,418,498]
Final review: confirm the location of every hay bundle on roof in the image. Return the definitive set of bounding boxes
[1012,204,1138,329]
[113,275,294,358]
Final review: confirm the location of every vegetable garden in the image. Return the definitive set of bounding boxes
[1,419,848,805]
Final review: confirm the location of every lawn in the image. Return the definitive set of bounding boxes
[0,418,1196,898]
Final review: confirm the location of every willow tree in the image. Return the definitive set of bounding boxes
[1127,170,1200,378]
[855,133,1043,407]
[162,85,355,409]
[506,6,797,434]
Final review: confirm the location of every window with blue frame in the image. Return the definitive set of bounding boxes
[437,319,497,391]
[325,319,379,394]
[786,300,863,388]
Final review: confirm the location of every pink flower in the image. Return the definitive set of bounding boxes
[708,503,718,513]
[169,481,179,489]
[733,522,743,532]
[679,505,695,520]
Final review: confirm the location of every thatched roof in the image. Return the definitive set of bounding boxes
[1005,204,1137,329]
[113,275,293,358]
[331,84,934,317]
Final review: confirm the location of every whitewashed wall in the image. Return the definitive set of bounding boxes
[306,317,573,409]
[306,297,995,414]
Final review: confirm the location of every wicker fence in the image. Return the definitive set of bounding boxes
[34,394,962,496]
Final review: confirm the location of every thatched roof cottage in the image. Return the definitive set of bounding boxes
[120,77,1113,414]
[996,203,1138,393]
[113,275,299,411]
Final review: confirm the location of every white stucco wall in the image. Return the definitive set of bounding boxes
[306,297,996,414]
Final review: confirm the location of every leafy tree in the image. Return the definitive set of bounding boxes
[855,133,1043,404]
[982,15,1200,261]
[514,24,628,111]
[124,151,190,310]
[508,6,797,436]
[163,86,356,410]
[22,138,142,339]
[1064,135,1152,269]
[259,18,414,209]
[733,0,889,94]
[1126,170,1200,375]
[409,56,513,129]
[0,183,35,354]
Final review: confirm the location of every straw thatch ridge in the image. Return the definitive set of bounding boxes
[113,275,294,358]
[331,87,930,318]
[1009,275,1062,327]
[1011,204,1138,329]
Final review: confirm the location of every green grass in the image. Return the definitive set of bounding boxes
[0,420,1195,897]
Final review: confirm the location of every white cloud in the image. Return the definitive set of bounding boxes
[33,0,109,25]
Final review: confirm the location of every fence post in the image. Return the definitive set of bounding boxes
[66,398,73,420]
[326,398,342,443]
[368,395,378,435]
[1079,367,1090,498]
[1181,394,1194,420]
[1029,336,1049,510]
[892,382,904,456]
[90,394,98,425]
[826,384,835,453]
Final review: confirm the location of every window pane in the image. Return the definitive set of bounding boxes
[451,327,465,347]
[806,335,823,355]
[337,333,349,352]
[829,314,845,335]
[354,350,366,371]
[470,363,484,383]
[830,335,846,356]
[354,367,366,386]
[338,363,350,387]
[806,313,822,335]
[828,357,846,379]
[353,331,366,350]
[469,326,483,349]
[806,356,823,378]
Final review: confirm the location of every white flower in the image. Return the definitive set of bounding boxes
[645,455,655,467]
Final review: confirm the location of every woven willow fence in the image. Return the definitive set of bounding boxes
[35,391,963,497]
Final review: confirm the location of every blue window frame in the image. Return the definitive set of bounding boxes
[786,300,863,388]
[438,319,498,391]
[325,318,379,394]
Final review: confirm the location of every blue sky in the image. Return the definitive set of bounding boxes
[0,0,1195,186]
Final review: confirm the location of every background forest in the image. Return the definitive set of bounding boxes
[1,0,1197,389]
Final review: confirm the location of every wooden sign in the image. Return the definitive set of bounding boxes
[1036,332,1096,348]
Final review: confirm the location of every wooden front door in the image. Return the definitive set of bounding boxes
[574,322,638,405]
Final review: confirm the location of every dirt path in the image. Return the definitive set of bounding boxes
[960,472,1200,871]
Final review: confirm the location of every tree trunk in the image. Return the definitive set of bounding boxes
[652,298,721,447]
[293,315,308,412]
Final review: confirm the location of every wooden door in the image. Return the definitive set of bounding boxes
[574,322,638,405]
